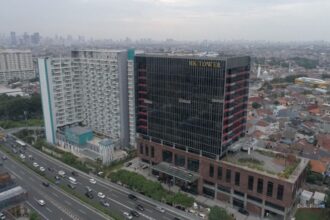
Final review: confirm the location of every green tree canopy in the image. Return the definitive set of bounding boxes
[209,206,234,220]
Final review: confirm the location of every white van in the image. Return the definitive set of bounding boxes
[69,176,77,184]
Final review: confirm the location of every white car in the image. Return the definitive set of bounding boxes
[58,170,66,177]
[39,167,45,172]
[156,206,165,213]
[19,154,25,159]
[89,178,96,184]
[33,162,39,167]
[37,199,46,206]
[123,212,133,220]
[97,192,105,199]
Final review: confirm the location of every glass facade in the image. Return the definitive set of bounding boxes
[135,55,250,157]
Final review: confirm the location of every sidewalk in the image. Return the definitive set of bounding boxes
[124,158,261,220]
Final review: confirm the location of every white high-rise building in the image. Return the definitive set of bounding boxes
[0,49,35,84]
[38,50,131,147]
[127,49,136,147]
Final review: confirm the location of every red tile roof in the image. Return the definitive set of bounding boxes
[310,160,326,174]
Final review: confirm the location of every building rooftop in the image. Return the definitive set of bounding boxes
[223,148,309,183]
[136,53,249,61]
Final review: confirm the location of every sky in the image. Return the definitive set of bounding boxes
[1,0,329,41]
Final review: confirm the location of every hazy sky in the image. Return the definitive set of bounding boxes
[1,0,329,41]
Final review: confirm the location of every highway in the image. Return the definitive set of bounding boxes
[0,147,110,220]
[1,134,199,220]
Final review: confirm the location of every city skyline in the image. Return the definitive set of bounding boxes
[1,0,330,42]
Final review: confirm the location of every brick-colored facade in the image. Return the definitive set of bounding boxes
[138,137,307,219]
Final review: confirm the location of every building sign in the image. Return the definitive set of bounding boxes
[189,60,221,68]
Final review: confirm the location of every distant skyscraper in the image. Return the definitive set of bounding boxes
[10,32,16,46]
[257,64,261,78]
[23,32,30,45]
[38,50,132,148]
[0,49,35,84]
[31,32,40,44]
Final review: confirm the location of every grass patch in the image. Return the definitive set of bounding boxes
[0,119,44,129]
[110,169,194,208]
[295,208,329,220]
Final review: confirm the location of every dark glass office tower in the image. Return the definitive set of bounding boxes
[135,55,250,159]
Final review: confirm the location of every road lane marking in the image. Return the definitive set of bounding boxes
[9,170,23,180]
[111,193,118,198]
[26,201,50,220]
[52,192,59,198]
[78,209,86,215]
[46,207,53,213]
[106,197,155,220]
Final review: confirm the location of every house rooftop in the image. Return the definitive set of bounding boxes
[223,147,309,183]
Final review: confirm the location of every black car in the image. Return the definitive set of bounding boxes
[173,218,181,220]
[130,210,140,217]
[71,171,78,176]
[48,167,54,172]
[238,208,249,216]
[42,182,50,187]
[136,204,144,211]
[85,192,94,199]
[128,194,137,200]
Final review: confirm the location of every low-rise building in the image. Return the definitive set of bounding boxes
[140,139,308,220]
[57,125,119,165]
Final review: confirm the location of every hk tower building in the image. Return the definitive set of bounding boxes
[135,54,308,220]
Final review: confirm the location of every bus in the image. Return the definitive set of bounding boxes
[69,177,77,185]
[16,140,26,147]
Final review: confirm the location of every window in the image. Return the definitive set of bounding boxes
[217,166,222,180]
[265,201,285,211]
[139,144,143,154]
[277,184,284,200]
[162,150,173,163]
[145,146,149,156]
[247,194,262,204]
[187,158,199,172]
[174,154,185,167]
[235,172,240,186]
[226,169,231,183]
[209,164,214,178]
[151,146,155,158]
[218,184,230,193]
[267,182,273,197]
[248,176,254,191]
[257,178,263,194]
[234,190,244,197]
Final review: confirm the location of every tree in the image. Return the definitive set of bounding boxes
[29,212,39,220]
[209,206,234,220]
[252,102,262,109]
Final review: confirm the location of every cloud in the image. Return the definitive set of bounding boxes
[0,0,329,41]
